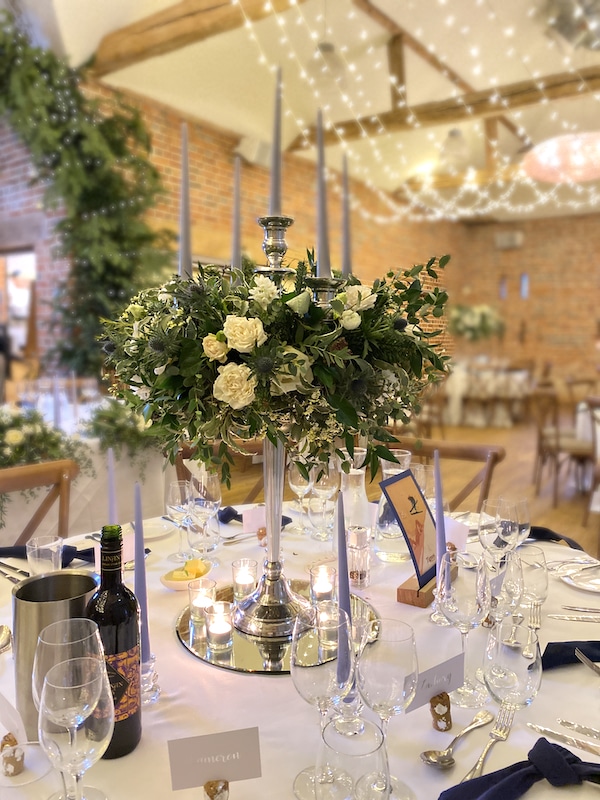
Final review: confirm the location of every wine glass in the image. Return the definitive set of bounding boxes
[482,618,542,710]
[513,497,531,546]
[478,499,519,560]
[290,602,354,800]
[356,618,418,800]
[288,457,313,533]
[437,551,491,708]
[38,656,114,800]
[32,619,104,713]
[166,480,192,563]
[188,471,222,567]
[483,550,524,625]
[315,718,391,800]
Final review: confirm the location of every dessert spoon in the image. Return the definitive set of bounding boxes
[420,709,494,769]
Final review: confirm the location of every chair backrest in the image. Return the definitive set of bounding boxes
[174,439,264,503]
[566,376,597,411]
[384,436,506,512]
[529,387,561,445]
[586,395,600,464]
[0,459,80,545]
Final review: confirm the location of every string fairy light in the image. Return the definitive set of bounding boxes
[235,0,600,222]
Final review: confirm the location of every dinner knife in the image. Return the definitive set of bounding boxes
[0,560,29,578]
[559,719,600,741]
[0,567,20,585]
[548,614,600,622]
[527,723,600,757]
[563,606,600,613]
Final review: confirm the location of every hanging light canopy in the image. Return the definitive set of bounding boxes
[521,132,600,183]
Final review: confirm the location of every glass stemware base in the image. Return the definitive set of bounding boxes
[293,767,317,800]
[48,789,107,800]
[450,679,489,708]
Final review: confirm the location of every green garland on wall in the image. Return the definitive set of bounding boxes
[0,11,173,375]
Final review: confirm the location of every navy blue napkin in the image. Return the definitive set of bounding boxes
[438,738,600,800]
[217,506,292,527]
[542,640,600,670]
[0,545,95,568]
[529,526,584,551]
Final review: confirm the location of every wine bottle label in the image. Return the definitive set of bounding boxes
[100,550,122,573]
[105,644,141,722]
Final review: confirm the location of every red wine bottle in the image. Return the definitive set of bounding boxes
[86,524,142,758]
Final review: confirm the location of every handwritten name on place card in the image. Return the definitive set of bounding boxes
[407,653,465,712]
[168,727,261,790]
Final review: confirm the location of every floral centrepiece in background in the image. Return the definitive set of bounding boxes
[102,258,450,481]
[0,406,94,527]
[447,303,504,342]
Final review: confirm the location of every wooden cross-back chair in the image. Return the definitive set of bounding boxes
[386,436,506,512]
[0,459,80,545]
[175,439,265,504]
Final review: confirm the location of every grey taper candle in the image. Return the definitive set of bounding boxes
[269,67,282,216]
[178,123,193,278]
[341,154,352,277]
[316,109,332,279]
[231,155,241,269]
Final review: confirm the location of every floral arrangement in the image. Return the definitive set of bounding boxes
[447,303,504,342]
[80,398,163,473]
[102,257,450,483]
[0,405,94,527]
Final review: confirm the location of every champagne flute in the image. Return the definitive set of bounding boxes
[519,544,548,619]
[38,656,114,800]
[288,457,313,533]
[437,551,491,708]
[513,497,531,546]
[290,602,354,800]
[309,462,340,542]
[188,470,222,567]
[356,618,418,800]
[483,550,524,625]
[166,480,192,563]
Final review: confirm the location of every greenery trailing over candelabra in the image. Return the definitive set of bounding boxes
[0,11,172,375]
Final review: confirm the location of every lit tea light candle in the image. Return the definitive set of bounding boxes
[232,559,258,602]
[205,602,233,650]
[310,564,337,603]
[188,578,216,640]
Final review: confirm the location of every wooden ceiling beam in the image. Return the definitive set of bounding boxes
[353,0,526,145]
[288,63,600,150]
[91,0,308,77]
[387,34,406,109]
[396,164,521,195]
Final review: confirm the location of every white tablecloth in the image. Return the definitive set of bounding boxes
[1,513,599,799]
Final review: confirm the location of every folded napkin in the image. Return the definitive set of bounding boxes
[217,506,292,527]
[542,640,600,670]
[438,738,600,800]
[0,545,95,568]
[529,526,584,551]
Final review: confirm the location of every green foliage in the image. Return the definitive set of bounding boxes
[0,11,173,374]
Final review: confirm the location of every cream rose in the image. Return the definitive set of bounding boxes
[345,284,377,311]
[213,363,257,409]
[272,347,314,394]
[202,333,229,363]
[5,429,24,446]
[223,315,267,353]
[340,310,361,330]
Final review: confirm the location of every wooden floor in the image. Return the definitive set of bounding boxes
[221,421,600,558]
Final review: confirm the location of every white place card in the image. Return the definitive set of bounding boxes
[243,506,266,533]
[407,653,465,712]
[168,727,261,790]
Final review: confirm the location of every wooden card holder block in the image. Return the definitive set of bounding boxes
[396,564,458,609]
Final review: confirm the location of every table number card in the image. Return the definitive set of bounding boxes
[168,727,261,790]
[381,470,437,588]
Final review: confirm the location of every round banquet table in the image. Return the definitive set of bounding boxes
[0,507,599,799]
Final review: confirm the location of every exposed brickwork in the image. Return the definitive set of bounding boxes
[1,83,598,381]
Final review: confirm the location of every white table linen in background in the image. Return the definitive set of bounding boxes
[0,511,599,799]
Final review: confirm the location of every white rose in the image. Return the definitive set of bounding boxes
[249,275,279,310]
[345,284,376,311]
[134,386,151,401]
[272,347,314,395]
[286,289,312,316]
[154,364,167,375]
[223,315,267,353]
[340,310,361,330]
[202,333,229,363]
[5,429,24,446]
[213,363,257,409]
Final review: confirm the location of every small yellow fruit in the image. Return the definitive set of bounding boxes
[183,558,209,578]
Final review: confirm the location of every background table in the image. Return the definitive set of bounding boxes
[0,509,599,799]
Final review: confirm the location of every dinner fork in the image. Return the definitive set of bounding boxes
[528,601,542,630]
[461,702,515,782]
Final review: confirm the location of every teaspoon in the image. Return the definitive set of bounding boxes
[420,709,494,769]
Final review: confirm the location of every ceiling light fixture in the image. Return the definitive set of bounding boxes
[521,132,600,182]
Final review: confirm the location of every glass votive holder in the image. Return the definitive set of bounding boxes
[205,601,234,651]
[232,558,258,603]
[347,525,371,589]
[188,578,217,640]
[309,564,337,604]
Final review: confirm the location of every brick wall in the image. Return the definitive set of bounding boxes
[0,82,598,382]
